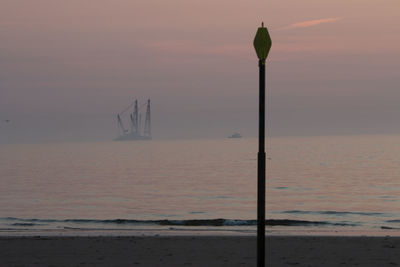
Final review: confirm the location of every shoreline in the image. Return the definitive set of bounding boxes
[1,235,400,266]
[1,226,400,237]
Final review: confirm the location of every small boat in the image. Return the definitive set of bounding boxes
[228,132,242,138]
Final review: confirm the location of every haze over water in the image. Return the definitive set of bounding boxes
[1,135,400,235]
[1,0,400,142]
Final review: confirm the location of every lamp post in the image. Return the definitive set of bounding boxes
[253,22,272,267]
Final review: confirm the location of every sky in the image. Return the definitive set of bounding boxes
[1,0,400,143]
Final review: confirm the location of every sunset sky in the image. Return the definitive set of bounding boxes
[1,0,399,143]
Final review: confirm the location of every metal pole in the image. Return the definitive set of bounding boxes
[257,59,266,267]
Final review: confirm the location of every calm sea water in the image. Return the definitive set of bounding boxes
[1,135,400,236]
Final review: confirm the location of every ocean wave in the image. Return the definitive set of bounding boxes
[282,210,385,216]
[381,226,400,230]
[0,217,357,227]
[11,223,42,226]
[266,219,357,227]
[386,220,400,223]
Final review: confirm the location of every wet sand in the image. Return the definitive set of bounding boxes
[0,235,399,266]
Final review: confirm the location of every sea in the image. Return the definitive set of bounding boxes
[1,135,400,236]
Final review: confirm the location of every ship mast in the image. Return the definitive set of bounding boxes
[130,113,134,133]
[117,114,127,134]
[138,113,142,136]
[144,99,151,138]
[134,99,139,135]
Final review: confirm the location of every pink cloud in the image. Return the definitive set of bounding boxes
[279,17,341,30]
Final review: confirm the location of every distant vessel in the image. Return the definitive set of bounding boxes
[114,99,152,141]
[228,132,242,138]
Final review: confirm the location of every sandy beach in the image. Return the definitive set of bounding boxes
[0,235,399,266]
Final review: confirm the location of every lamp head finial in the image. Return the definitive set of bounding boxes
[253,23,272,61]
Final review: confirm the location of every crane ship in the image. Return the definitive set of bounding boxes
[114,99,152,141]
